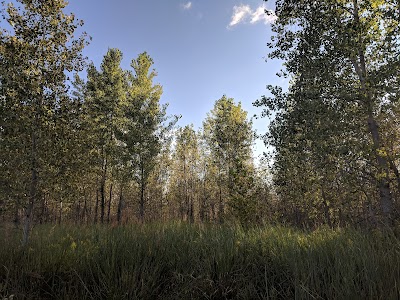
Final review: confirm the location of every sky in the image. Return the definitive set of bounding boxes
[66,0,287,159]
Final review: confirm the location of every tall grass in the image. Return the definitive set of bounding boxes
[1,223,399,299]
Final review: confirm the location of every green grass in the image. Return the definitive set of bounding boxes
[0,223,399,299]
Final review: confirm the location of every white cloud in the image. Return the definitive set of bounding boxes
[228,5,277,28]
[250,7,277,24]
[181,2,192,10]
[228,5,252,28]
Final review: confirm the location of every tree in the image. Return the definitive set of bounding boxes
[169,125,199,222]
[203,95,254,223]
[256,0,400,225]
[0,0,88,243]
[146,133,173,222]
[120,52,177,223]
[83,48,128,224]
[197,132,220,222]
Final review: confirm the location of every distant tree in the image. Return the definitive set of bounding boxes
[196,133,219,222]
[120,52,178,223]
[203,96,254,223]
[146,133,173,222]
[170,125,199,222]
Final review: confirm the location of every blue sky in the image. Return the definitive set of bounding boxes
[66,0,286,158]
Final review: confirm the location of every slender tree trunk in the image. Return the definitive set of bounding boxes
[218,166,226,224]
[107,182,113,223]
[100,158,107,224]
[140,183,145,223]
[23,130,38,246]
[367,116,392,221]
[14,200,20,228]
[58,201,63,225]
[82,195,87,224]
[338,207,344,227]
[367,197,377,227]
[294,204,301,227]
[76,199,81,224]
[23,200,34,245]
[218,183,224,224]
[211,202,216,222]
[40,194,46,224]
[159,187,164,222]
[117,184,123,225]
[189,178,194,223]
[321,184,332,228]
[94,186,99,224]
[199,195,206,222]
[184,156,188,221]
[189,196,194,224]
[180,198,184,221]
[388,157,400,194]
[139,163,145,223]
[200,168,207,222]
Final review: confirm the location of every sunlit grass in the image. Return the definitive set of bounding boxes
[0,223,399,299]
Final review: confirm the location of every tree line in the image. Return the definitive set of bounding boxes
[1,0,399,244]
[0,0,272,244]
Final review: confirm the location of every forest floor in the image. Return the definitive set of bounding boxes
[0,222,399,299]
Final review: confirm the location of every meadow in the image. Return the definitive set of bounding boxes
[0,223,399,299]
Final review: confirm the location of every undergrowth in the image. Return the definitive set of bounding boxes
[0,223,399,299]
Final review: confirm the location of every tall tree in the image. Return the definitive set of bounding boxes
[203,95,254,223]
[84,48,127,224]
[257,0,400,225]
[0,0,87,243]
[120,52,177,223]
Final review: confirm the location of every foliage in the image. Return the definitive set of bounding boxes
[203,96,255,224]
[0,0,88,242]
[256,0,400,226]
